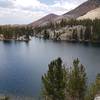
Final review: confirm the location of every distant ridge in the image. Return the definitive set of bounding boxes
[78,7,100,19]
[29,14,59,27]
[63,0,100,18]
[29,0,100,27]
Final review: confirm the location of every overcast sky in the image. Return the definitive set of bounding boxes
[0,0,87,24]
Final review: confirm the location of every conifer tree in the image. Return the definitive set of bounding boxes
[42,58,67,100]
[67,59,87,100]
[85,74,100,100]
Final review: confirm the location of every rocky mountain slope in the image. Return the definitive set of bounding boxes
[63,0,100,18]
[29,14,59,27]
[78,7,100,19]
[29,0,100,27]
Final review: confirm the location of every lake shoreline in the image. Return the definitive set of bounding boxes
[35,36,100,44]
[0,38,99,98]
[0,93,35,100]
[0,38,31,42]
[0,35,100,44]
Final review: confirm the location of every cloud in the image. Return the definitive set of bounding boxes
[48,0,76,14]
[43,0,86,15]
[0,0,87,24]
[0,7,46,24]
[0,0,48,24]
[0,0,14,8]
[12,0,48,11]
[51,0,87,13]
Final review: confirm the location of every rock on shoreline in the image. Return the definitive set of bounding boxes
[0,94,35,100]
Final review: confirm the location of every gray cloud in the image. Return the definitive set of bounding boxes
[0,0,14,8]
[0,0,88,24]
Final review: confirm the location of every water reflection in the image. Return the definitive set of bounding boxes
[0,38,100,97]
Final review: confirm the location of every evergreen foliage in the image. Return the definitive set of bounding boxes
[68,59,87,100]
[34,19,100,42]
[42,58,87,100]
[85,74,100,100]
[43,30,49,39]
[42,58,67,100]
[0,25,33,40]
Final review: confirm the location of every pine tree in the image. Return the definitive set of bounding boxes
[84,26,91,40]
[68,59,87,100]
[80,28,83,40]
[72,29,78,40]
[85,74,100,100]
[42,58,67,100]
[43,30,49,39]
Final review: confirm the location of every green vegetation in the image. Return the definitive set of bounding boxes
[0,25,33,40]
[34,19,100,42]
[42,58,67,100]
[0,96,9,100]
[42,58,100,100]
[43,30,49,39]
[0,19,100,42]
[85,74,100,100]
[67,59,87,100]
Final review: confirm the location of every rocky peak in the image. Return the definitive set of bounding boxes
[29,13,59,27]
[89,0,100,3]
[63,0,100,18]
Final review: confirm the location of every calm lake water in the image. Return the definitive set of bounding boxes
[0,37,100,98]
